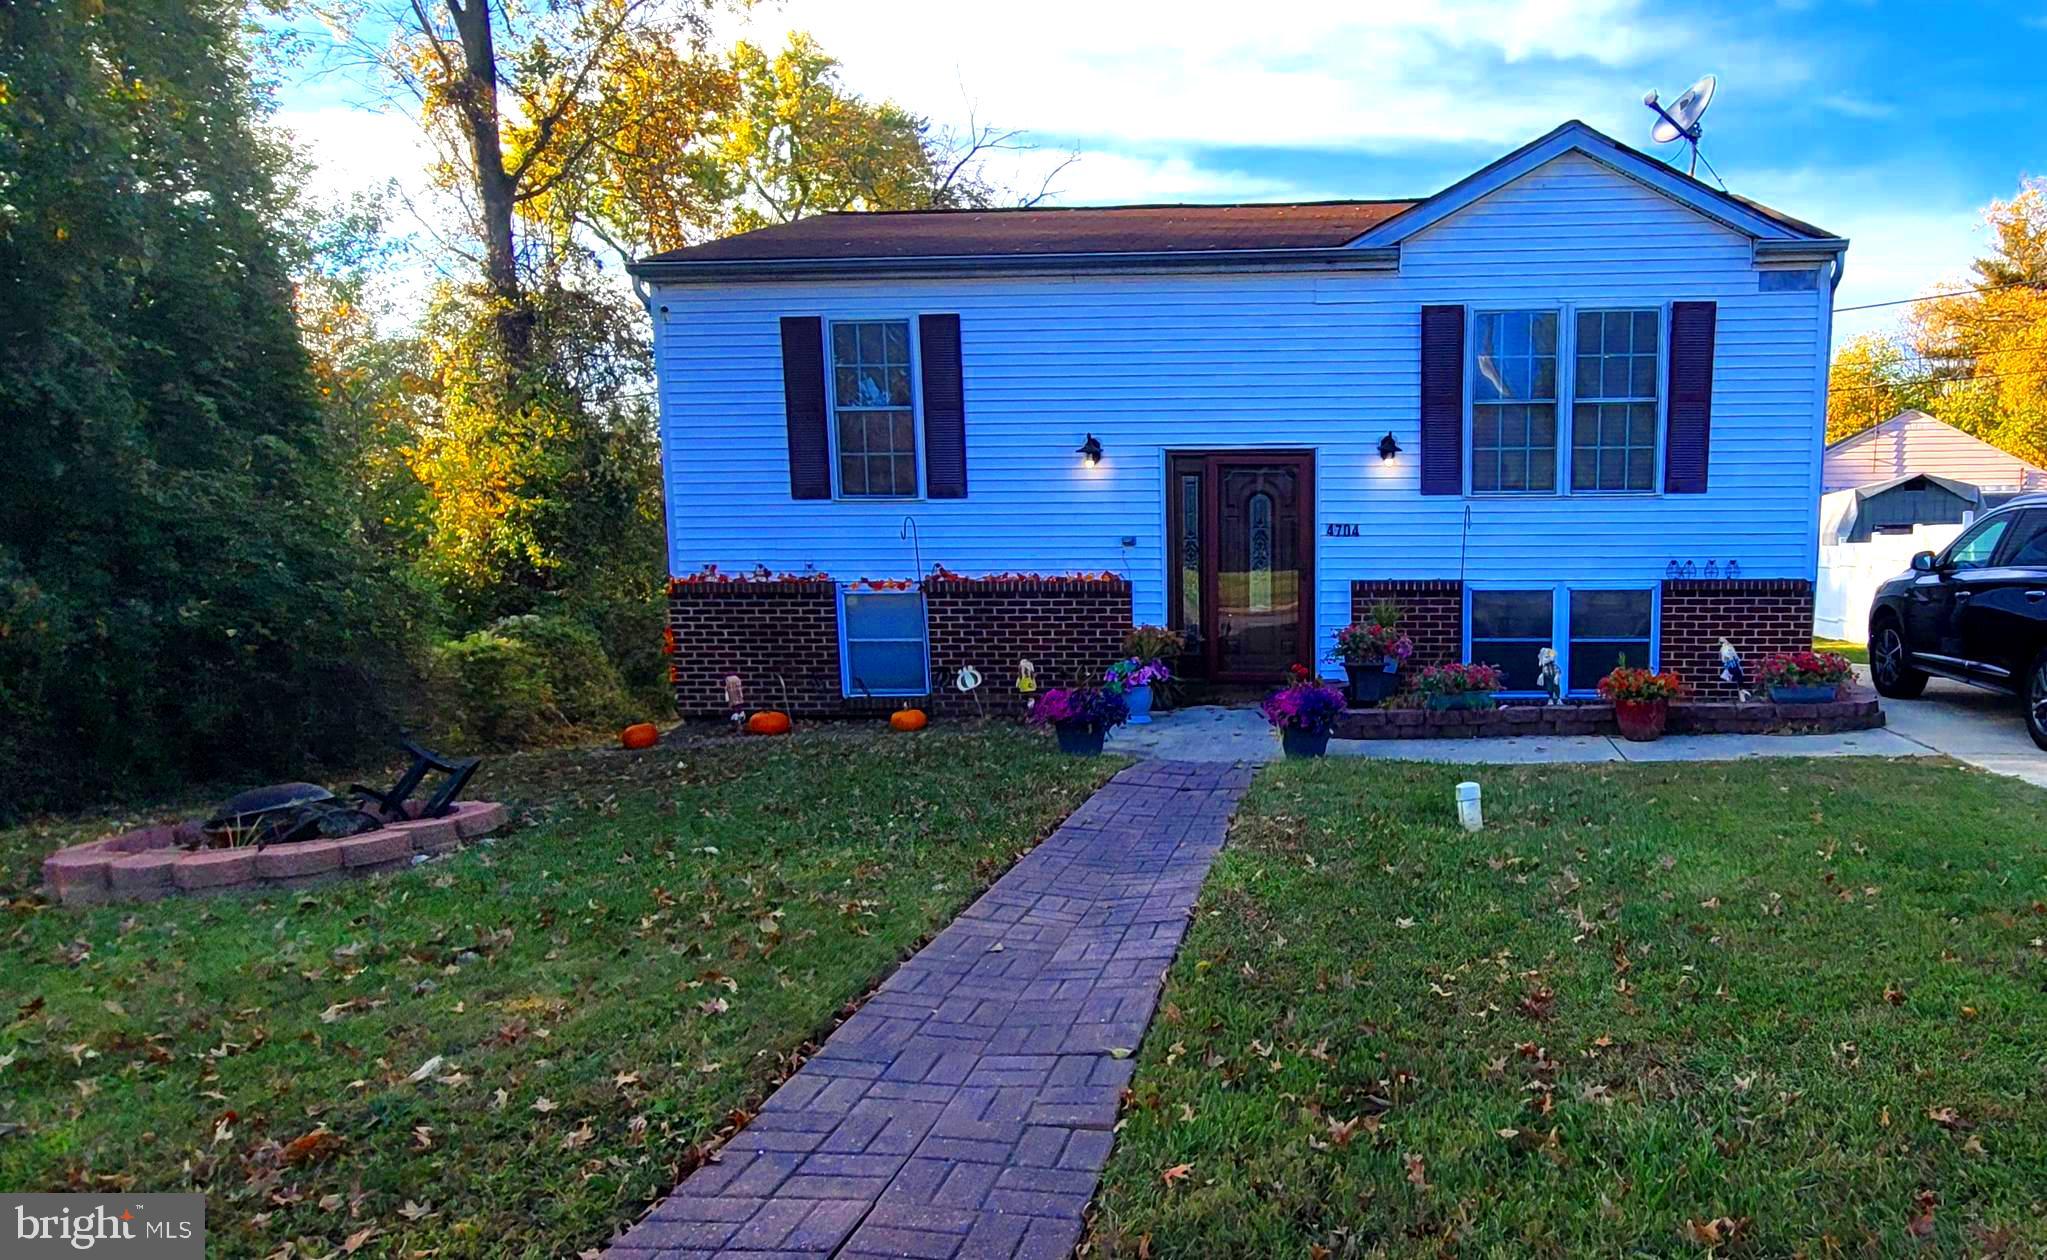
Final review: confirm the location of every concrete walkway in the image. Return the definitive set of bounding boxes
[1862,671,2047,789]
[608,760,1250,1260]
[1109,704,1936,766]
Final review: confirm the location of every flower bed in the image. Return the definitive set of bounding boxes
[1333,696,1882,740]
[41,800,510,907]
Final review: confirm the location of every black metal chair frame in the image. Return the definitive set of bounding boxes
[350,739,479,822]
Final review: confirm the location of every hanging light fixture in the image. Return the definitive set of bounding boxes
[1378,433,1401,461]
[1077,434,1103,466]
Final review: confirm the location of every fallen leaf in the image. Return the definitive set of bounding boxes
[531,1097,558,1114]
[405,1055,445,1083]
[1404,1153,1429,1192]
[1160,1163,1193,1188]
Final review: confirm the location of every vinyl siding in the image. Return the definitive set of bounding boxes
[653,151,1832,663]
[1823,410,2047,494]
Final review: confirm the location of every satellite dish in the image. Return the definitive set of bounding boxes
[1642,74,1718,178]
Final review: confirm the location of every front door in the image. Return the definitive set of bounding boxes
[1167,452,1314,682]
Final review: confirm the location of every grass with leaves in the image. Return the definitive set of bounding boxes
[1090,756,2047,1258]
[1815,637,1870,664]
[0,729,1119,1259]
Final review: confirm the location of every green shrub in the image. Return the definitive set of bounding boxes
[428,614,640,750]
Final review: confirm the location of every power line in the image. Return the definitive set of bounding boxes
[1836,279,2046,313]
[1827,365,2047,394]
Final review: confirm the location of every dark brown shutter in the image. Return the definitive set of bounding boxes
[919,314,967,498]
[1663,300,1717,494]
[779,316,830,500]
[1419,304,1465,495]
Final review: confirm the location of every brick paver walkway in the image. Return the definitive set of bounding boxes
[608,760,1251,1260]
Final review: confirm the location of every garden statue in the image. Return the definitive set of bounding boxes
[1718,638,1751,702]
[724,674,746,728]
[955,664,984,718]
[1016,659,1037,693]
[1536,647,1562,704]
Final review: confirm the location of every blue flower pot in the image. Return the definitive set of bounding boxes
[1342,662,1399,706]
[1768,683,1839,704]
[1126,684,1154,724]
[1055,723,1107,756]
[1281,728,1331,759]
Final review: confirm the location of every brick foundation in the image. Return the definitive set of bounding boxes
[1349,580,1463,676]
[1659,579,1816,702]
[668,578,1133,719]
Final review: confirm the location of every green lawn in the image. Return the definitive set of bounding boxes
[0,729,1119,1259]
[1816,637,1870,664]
[1090,757,2047,1258]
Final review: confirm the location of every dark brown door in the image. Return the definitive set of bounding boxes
[1167,452,1314,682]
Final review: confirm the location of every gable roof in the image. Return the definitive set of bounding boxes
[628,119,1843,282]
[646,200,1416,265]
[1824,410,2047,494]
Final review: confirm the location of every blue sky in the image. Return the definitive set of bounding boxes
[275,0,2047,344]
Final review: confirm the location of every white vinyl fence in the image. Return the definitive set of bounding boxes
[1814,523,1966,642]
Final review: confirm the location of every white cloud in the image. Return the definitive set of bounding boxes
[275,106,439,209]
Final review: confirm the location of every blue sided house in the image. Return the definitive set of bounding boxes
[632,120,1846,716]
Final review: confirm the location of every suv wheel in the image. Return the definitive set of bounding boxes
[1870,619,1928,699]
[2028,648,2047,752]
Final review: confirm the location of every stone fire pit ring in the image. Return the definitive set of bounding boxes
[41,800,509,906]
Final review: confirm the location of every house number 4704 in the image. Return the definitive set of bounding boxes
[1324,523,1360,537]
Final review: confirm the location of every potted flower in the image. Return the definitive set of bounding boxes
[1259,665,1348,758]
[1597,659,1684,741]
[1029,684,1131,755]
[1757,650,1854,703]
[1412,661,1505,711]
[1105,656,1173,725]
[1331,603,1415,706]
[1121,625,1187,711]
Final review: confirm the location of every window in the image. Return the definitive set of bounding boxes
[2002,511,2047,567]
[1567,589,1654,687]
[1943,516,2012,571]
[1572,310,1660,491]
[1471,311,1558,492]
[840,588,929,697]
[1469,589,1554,692]
[831,320,917,497]
[1468,585,1658,695]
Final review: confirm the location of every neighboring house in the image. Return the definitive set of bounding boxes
[1824,410,2047,502]
[1814,413,2047,641]
[631,120,1847,715]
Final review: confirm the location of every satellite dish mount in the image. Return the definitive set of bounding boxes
[1642,74,1717,178]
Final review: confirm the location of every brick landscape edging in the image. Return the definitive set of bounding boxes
[41,800,509,907]
[1333,693,1883,740]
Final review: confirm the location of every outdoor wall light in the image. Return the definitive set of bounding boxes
[1078,434,1103,466]
[1378,432,1401,461]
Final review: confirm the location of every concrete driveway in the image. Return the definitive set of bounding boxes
[1861,669,2047,789]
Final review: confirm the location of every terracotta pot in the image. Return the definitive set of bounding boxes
[1613,697,1669,742]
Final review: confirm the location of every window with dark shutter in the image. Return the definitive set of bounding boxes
[1419,304,1465,495]
[919,314,967,498]
[1663,300,1717,494]
[778,316,830,500]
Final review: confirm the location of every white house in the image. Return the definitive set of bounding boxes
[632,121,1847,715]
[1824,409,2047,500]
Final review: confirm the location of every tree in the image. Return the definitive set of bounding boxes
[0,0,415,813]
[1828,180,2047,463]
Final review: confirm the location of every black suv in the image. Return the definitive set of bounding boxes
[1868,492,2047,749]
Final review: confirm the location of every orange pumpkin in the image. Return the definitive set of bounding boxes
[746,710,792,736]
[620,722,659,750]
[889,708,928,732]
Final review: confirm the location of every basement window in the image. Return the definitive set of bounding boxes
[839,587,929,698]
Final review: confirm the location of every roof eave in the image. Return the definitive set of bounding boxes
[627,245,1402,283]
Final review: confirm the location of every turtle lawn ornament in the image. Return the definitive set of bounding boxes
[1536,647,1562,705]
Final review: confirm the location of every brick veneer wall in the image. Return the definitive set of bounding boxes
[667,578,1132,719]
[1350,580,1463,674]
[1659,579,1816,701]
[926,578,1132,717]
